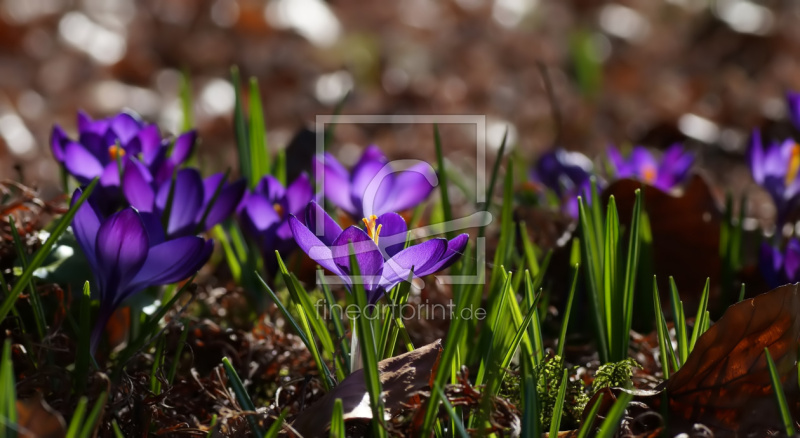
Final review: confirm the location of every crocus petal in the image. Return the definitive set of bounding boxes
[785,239,800,282]
[289,215,341,275]
[99,162,122,187]
[748,129,765,184]
[51,125,69,162]
[375,212,407,258]
[331,226,384,288]
[787,92,800,129]
[156,168,204,237]
[656,144,693,189]
[304,201,342,246]
[315,153,356,215]
[760,242,784,288]
[169,130,196,165]
[122,159,155,212]
[416,233,469,276]
[125,237,213,300]
[350,146,392,217]
[241,194,282,231]
[136,125,162,165]
[387,162,437,213]
[70,189,101,269]
[110,112,142,145]
[94,209,149,301]
[199,177,246,230]
[255,175,287,202]
[138,211,165,246]
[77,111,100,134]
[285,174,314,216]
[606,145,626,177]
[63,142,104,181]
[380,238,447,288]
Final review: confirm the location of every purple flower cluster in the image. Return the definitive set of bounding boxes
[530,144,693,217]
[56,113,463,347]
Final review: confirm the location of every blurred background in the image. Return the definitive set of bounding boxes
[1,0,800,210]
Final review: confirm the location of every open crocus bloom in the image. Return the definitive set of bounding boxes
[289,202,468,304]
[314,145,437,218]
[606,144,693,192]
[238,174,314,269]
[530,148,596,218]
[70,188,213,350]
[748,132,800,225]
[51,111,196,188]
[759,239,800,289]
[122,166,246,238]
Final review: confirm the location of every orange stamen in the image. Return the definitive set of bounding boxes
[642,165,657,184]
[273,203,284,218]
[361,215,382,245]
[108,145,126,160]
[788,144,800,185]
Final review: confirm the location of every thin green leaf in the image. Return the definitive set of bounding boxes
[74,281,92,394]
[248,77,270,186]
[0,178,98,322]
[437,386,468,438]
[433,124,453,239]
[348,245,387,438]
[65,397,87,438]
[548,368,570,435]
[576,393,604,438]
[330,399,345,438]
[231,66,251,181]
[179,69,193,132]
[222,357,265,437]
[557,264,580,358]
[653,277,672,378]
[8,216,45,339]
[596,392,633,438]
[689,278,711,353]
[765,348,795,436]
[77,392,107,438]
[619,189,642,361]
[264,409,289,438]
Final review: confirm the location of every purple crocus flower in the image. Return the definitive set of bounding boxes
[748,132,800,225]
[122,165,246,238]
[759,239,800,288]
[787,91,800,129]
[314,145,437,219]
[51,111,196,188]
[530,148,596,218]
[606,144,693,191]
[71,188,213,349]
[238,174,314,268]
[288,202,468,304]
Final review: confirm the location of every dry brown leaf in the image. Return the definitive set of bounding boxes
[15,397,66,438]
[665,283,800,434]
[291,339,442,437]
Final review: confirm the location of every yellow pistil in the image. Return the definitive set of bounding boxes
[642,165,657,184]
[787,144,800,185]
[108,144,126,160]
[273,203,284,218]
[362,215,382,245]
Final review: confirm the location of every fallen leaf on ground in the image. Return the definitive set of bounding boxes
[291,339,443,437]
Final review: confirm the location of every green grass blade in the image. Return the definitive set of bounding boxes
[348,245,387,438]
[437,386,468,438]
[318,269,350,371]
[222,357,265,437]
[576,393,604,438]
[521,355,541,437]
[256,272,335,390]
[264,409,289,438]
[619,189,642,361]
[77,392,107,438]
[65,397,87,438]
[179,69,193,132]
[548,368,570,435]
[668,277,688,365]
[112,420,124,438]
[479,127,507,217]
[525,271,545,365]
[330,399,345,438]
[652,277,672,378]
[557,264,580,358]
[167,318,190,384]
[689,278,711,353]
[231,66,251,181]
[603,196,619,357]
[738,283,746,302]
[248,77,270,187]
[765,348,795,436]
[74,281,92,394]
[1,339,17,438]
[596,392,633,438]
[8,216,46,339]
[578,196,608,363]
[212,224,242,282]
[433,124,453,239]
[0,178,98,322]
